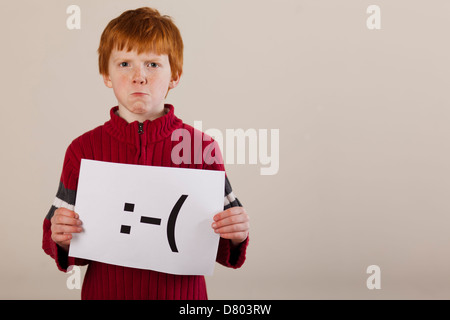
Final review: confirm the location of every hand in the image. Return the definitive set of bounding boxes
[212,207,249,247]
[50,207,83,252]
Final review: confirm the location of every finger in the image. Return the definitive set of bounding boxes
[51,224,83,235]
[51,232,73,244]
[213,207,245,222]
[52,208,81,226]
[55,207,79,219]
[52,214,82,227]
[213,222,249,234]
[212,213,249,229]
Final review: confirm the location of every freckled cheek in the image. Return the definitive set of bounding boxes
[116,75,131,94]
[148,78,171,93]
[119,74,131,85]
[110,76,129,101]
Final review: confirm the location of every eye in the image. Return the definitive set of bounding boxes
[147,62,159,68]
[119,62,129,67]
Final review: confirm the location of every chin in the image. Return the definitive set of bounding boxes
[119,101,164,118]
[130,107,149,114]
[127,102,150,114]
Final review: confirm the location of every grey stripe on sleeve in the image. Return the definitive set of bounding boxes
[45,182,77,220]
[56,181,77,205]
[224,176,243,209]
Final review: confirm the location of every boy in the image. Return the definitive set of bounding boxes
[42,7,249,300]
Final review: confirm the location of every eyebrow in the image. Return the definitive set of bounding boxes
[112,54,164,63]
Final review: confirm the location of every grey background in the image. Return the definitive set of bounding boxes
[1,0,450,299]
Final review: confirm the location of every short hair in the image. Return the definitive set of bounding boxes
[98,7,183,80]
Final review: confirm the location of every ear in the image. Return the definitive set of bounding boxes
[102,73,113,88]
[165,75,181,99]
[168,74,181,90]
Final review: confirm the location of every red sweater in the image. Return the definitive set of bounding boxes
[42,105,248,300]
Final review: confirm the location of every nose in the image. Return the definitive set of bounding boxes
[132,67,147,85]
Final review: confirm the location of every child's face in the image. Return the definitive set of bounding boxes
[103,48,179,121]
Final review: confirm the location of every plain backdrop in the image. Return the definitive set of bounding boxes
[1,0,450,299]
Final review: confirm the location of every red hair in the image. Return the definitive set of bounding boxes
[98,7,183,80]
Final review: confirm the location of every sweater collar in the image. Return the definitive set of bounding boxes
[104,104,183,145]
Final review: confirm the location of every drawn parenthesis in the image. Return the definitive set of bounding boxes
[167,194,188,253]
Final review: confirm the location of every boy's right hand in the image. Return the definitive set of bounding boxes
[50,207,83,252]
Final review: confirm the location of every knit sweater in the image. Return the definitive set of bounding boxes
[42,105,248,300]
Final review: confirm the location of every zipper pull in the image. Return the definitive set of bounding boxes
[138,122,144,134]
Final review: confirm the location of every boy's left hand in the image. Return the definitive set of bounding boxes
[212,207,249,247]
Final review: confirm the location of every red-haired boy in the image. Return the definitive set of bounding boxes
[42,7,249,300]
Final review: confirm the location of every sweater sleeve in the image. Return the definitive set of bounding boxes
[215,176,249,268]
[42,141,88,272]
[202,137,249,269]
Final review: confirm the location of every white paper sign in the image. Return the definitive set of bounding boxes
[68,159,225,275]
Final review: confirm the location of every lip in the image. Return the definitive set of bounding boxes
[130,92,149,96]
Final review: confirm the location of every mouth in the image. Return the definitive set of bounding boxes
[130,92,149,96]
